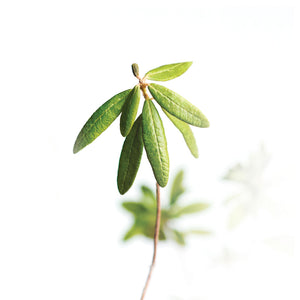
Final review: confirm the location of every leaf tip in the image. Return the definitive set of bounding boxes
[193,152,199,159]
[158,178,168,188]
[73,142,80,154]
[202,118,210,128]
[118,183,127,195]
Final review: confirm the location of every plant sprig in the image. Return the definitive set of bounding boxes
[73,62,209,195]
[73,62,210,300]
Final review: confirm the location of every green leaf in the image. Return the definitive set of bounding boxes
[163,109,199,158]
[186,229,212,235]
[123,225,142,241]
[148,83,209,128]
[170,170,185,205]
[142,226,167,241]
[141,185,156,203]
[117,115,143,195]
[120,85,141,137]
[171,203,210,217]
[73,89,131,154]
[142,100,169,187]
[172,229,186,246]
[122,201,148,214]
[145,62,193,81]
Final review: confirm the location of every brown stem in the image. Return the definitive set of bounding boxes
[140,182,161,300]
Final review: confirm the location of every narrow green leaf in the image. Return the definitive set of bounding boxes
[172,229,186,246]
[142,100,169,187]
[123,225,142,241]
[143,226,167,241]
[148,83,209,128]
[122,201,148,214]
[120,85,141,137]
[170,170,185,205]
[171,203,210,217]
[141,185,156,203]
[163,109,199,158]
[145,62,193,81]
[186,229,212,235]
[73,89,131,154]
[117,115,143,195]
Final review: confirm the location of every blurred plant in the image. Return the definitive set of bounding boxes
[223,144,270,228]
[122,169,211,246]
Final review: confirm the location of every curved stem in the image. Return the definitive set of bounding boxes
[140,182,161,300]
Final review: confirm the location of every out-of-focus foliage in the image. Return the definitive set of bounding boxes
[121,170,211,245]
[223,144,270,228]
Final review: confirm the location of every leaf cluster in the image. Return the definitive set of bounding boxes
[122,170,211,245]
[73,62,209,194]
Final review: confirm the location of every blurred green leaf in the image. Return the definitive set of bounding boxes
[170,170,185,205]
[145,62,193,82]
[143,226,167,241]
[122,202,149,215]
[141,185,156,203]
[171,203,210,217]
[172,229,186,246]
[185,229,212,235]
[123,225,142,241]
[121,169,211,244]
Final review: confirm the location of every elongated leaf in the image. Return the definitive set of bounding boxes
[171,203,210,218]
[170,170,185,205]
[120,85,141,136]
[145,62,192,81]
[172,229,186,245]
[163,109,199,158]
[123,224,142,241]
[117,115,143,195]
[73,89,131,154]
[142,100,169,187]
[185,229,212,235]
[143,225,167,241]
[141,185,155,203]
[148,83,209,128]
[122,201,148,214]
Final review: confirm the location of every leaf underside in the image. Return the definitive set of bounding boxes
[148,83,209,128]
[163,109,199,158]
[145,62,193,81]
[120,85,141,137]
[73,89,131,154]
[142,100,169,187]
[117,115,143,195]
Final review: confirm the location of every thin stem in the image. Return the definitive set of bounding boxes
[140,182,161,300]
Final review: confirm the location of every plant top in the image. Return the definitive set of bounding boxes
[73,62,209,194]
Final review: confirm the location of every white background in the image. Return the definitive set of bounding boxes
[0,0,299,299]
